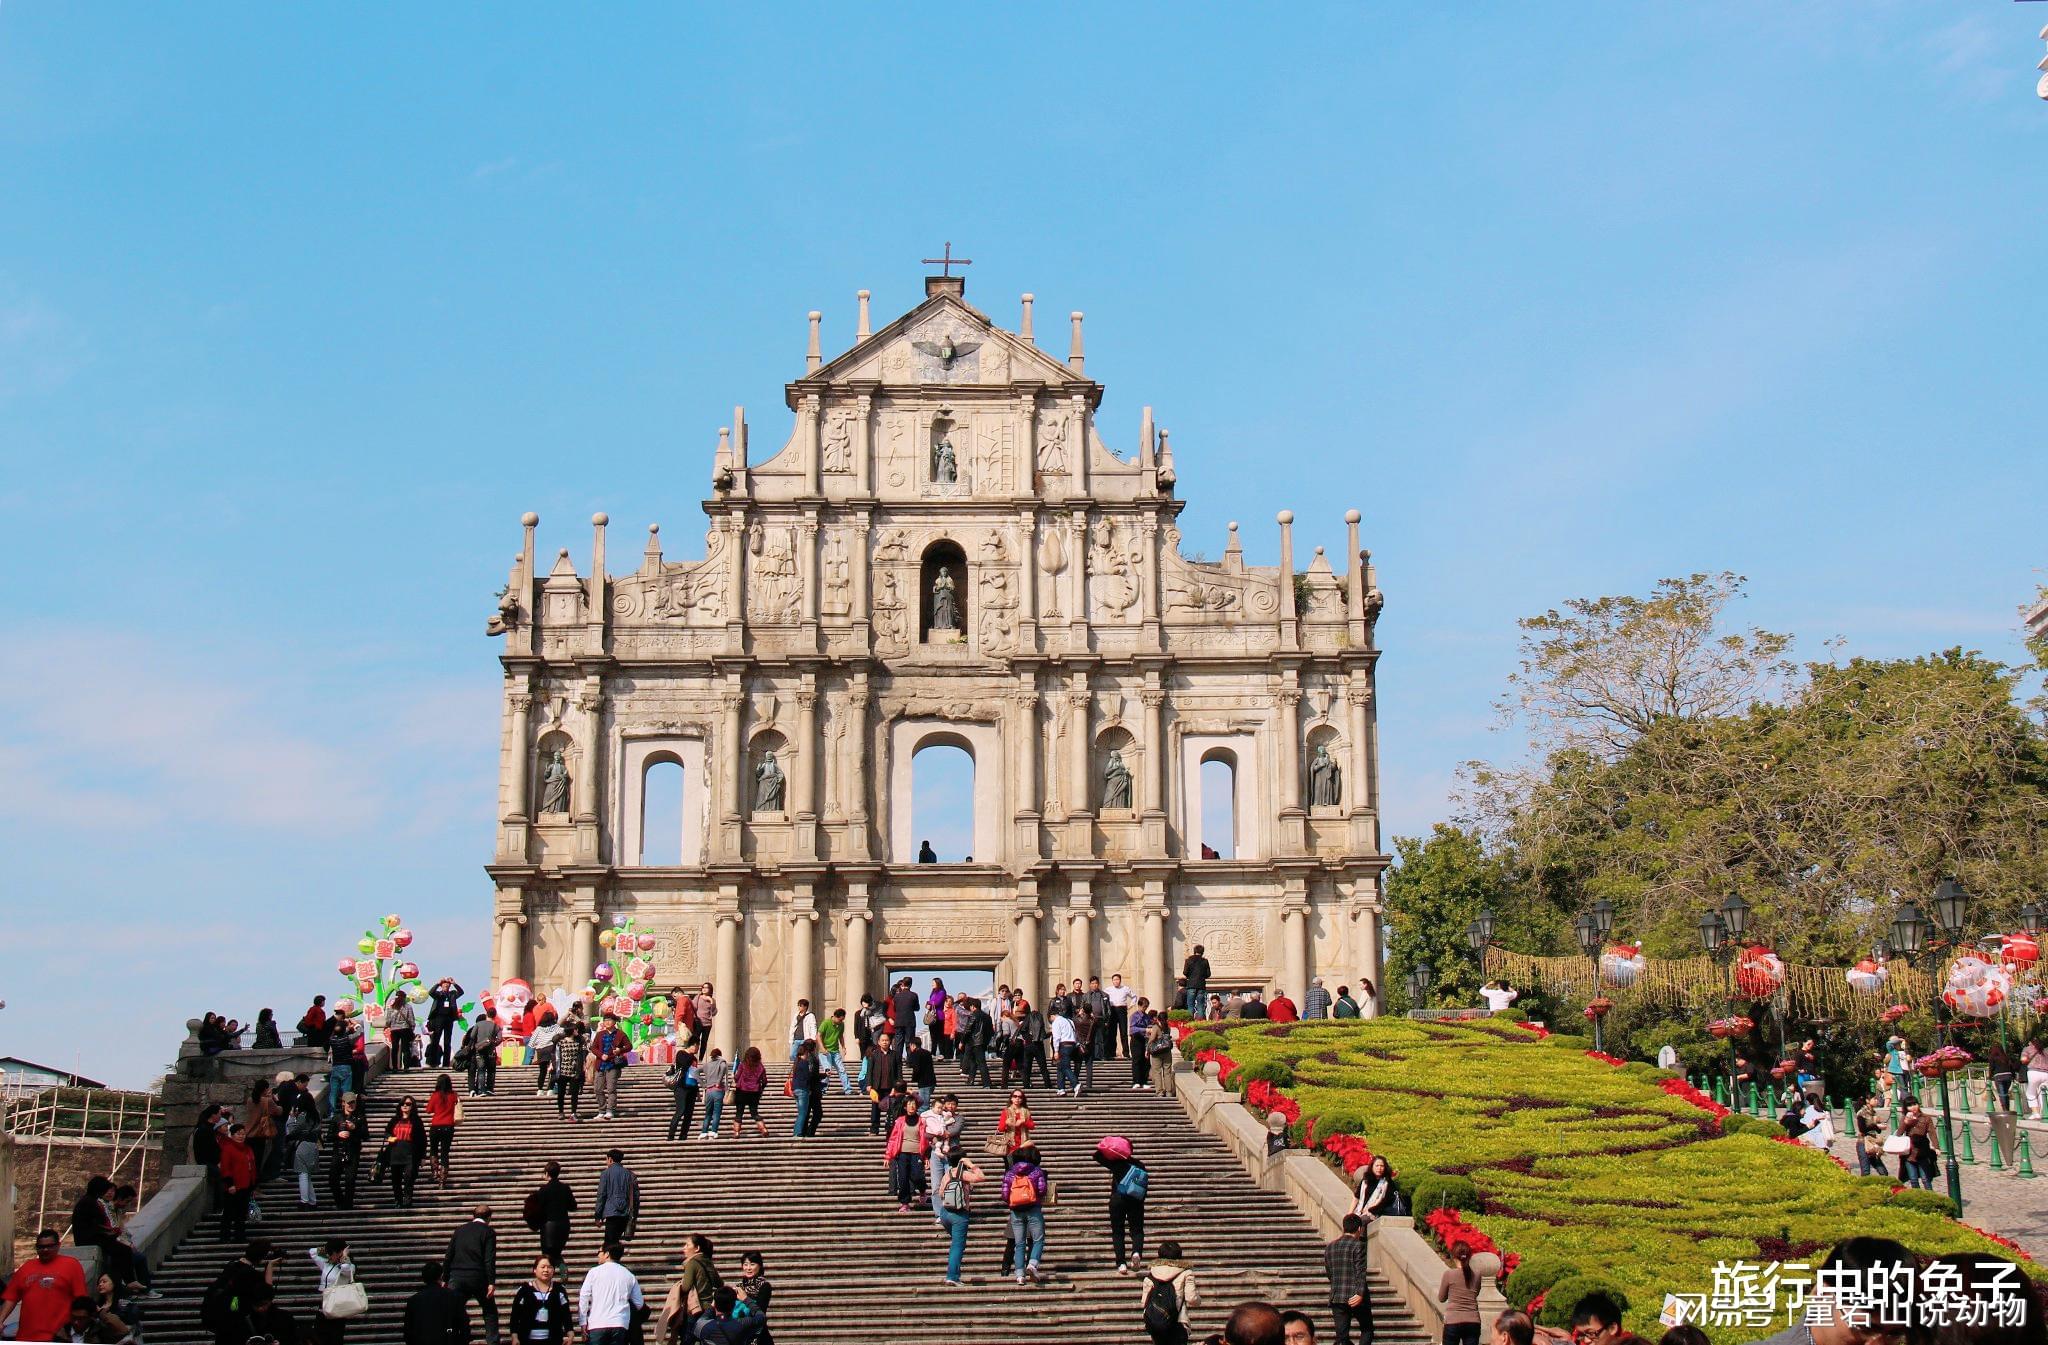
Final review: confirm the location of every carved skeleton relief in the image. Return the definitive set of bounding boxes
[1038,411,1069,475]
[821,531,851,617]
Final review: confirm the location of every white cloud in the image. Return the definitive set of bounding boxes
[0,626,488,834]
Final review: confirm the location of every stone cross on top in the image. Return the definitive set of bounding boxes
[922,241,972,277]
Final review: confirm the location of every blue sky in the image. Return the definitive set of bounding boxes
[3,6,2044,1086]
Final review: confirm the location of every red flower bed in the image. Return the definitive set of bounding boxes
[1585,1050,1626,1067]
[1964,1224,2037,1264]
[1513,1021,1551,1039]
[1322,1132,1374,1174]
[1170,1019,1196,1045]
[1425,1208,1521,1275]
[1658,1076,1731,1118]
[1246,1078,1302,1124]
[1770,1134,1851,1171]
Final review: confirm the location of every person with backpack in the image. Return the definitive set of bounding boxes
[1094,1135,1150,1273]
[461,1012,502,1098]
[402,1258,472,1345]
[658,1234,721,1342]
[508,1256,571,1345]
[1147,1012,1178,1097]
[524,1162,577,1269]
[935,1143,987,1287]
[1002,1145,1049,1285]
[665,1046,701,1141]
[298,996,332,1048]
[1141,1240,1199,1345]
[200,1242,278,1345]
[328,1094,366,1209]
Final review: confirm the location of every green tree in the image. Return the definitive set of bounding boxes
[1383,824,1528,1010]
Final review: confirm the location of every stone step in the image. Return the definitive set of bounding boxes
[142,1059,1432,1345]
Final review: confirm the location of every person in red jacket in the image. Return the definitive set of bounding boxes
[1267,991,1300,1024]
[216,1124,258,1243]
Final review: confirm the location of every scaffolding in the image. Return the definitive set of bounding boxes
[1,1085,160,1238]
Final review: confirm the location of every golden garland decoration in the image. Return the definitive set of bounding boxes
[1477,946,2034,1026]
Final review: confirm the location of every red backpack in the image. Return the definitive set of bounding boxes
[1006,1170,1038,1208]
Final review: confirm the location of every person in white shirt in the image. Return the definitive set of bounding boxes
[787,1000,819,1063]
[577,1242,643,1345]
[1050,1011,1081,1096]
[1478,981,1519,1014]
[1104,975,1135,1059]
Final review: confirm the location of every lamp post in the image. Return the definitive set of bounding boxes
[1893,886,1969,1212]
[1700,907,1740,1099]
[1407,960,1434,1013]
[1466,908,1496,970]
[1575,911,1606,1052]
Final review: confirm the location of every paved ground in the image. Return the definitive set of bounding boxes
[1825,1116,2048,1258]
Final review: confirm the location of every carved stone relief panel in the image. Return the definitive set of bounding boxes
[1180,915,1266,971]
[1089,518,1141,623]
[747,524,802,625]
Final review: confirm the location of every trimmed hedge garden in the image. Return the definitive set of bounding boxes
[1188,1018,2028,1342]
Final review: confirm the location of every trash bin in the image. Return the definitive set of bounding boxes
[1990,1110,2019,1160]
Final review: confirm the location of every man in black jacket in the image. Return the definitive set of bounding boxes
[529,1163,577,1269]
[444,1205,500,1345]
[889,978,920,1059]
[1182,946,1211,1014]
[403,1260,473,1345]
[426,978,466,1068]
[956,998,991,1087]
[1083,978,1113,1062]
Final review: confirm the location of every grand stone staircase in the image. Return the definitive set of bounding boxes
[143,1057,1430,1345]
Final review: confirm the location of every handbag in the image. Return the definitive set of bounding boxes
[982,1132,1011,1157]
[1882,1135,1912,1155]
[321,1280,369,1319]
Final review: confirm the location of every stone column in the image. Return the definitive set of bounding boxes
[1281,884,1311,1001]
[1069,392,1090,496]
[713,903,743,1058]
[1141,882,1169,1006]
[793,684,818,818]
[800,391,822,496]
[505,690,533,820]
[789,889,818,1016]
[1012,878,1043,1006]
[846,678,871,856]
[854,393,873,496]
[800,510,820,645]
[1067,510,1088,645]
[1357,892,1383,1018]
[1066,675,1090,820]
[1011,685,1041,862]
[1139,688,1165,813]
[852,514,872,634]
[1277,510,1299,649]
[842,883,874,1013]
[495,912,525,985]
[720,686,745,857]
[1067,877,1096,984]
[1277,681,1303,812]
[570,913,598,990]
[1140,515,1161,647]
[573,685,604,861]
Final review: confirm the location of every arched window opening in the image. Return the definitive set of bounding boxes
[910,740,975,863]
[919,540,968,644]
[1199,751,1238,859]
[639,758,685,866]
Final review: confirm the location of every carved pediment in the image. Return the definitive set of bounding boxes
[808,292,1078,393]
[1160,549,1282,623]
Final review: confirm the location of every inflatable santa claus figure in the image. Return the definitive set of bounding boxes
[495,977,538,1042]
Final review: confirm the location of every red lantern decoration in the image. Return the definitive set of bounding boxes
[1845,958,1887,994]
[1733,946,1786,998]
[2002,934,2040,970]
[1707,1015,1755,1039]
[1878,1003,1911,1025]
[1585,996,1614,1019]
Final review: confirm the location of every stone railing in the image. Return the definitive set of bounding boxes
[1171,1059,1511,1337]
[160,1019,389,1174]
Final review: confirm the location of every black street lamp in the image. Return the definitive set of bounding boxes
[2019,901,2043,938]
[1475,908,1497,947]
[1575,910,1608,1052]
[1893,881,1970,1213]
[1698,909,1725,954]
[1700,904,1741,1100]
[1721,892,1751,943]
[1407,960,1434,1009]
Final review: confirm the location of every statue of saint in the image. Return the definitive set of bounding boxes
[933,435,958,484]
[754,752,786,813]
[931,568,960,631]
[1101,748,1133,810]
[1308,743,1343,807]
[539,749,571,814]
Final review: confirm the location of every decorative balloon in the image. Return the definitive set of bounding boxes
[1878,1003,1911,1025]
[1942,954,2011,1019]
[2002,934,2041,970]
[1845,959,1888,995]
[1733,946,1787,999]
[637,933,657,953]
[598,928,618,950]
[594,962,615,982]
[1599,944,1646,988]
[332,911,467,1043]
[613,913,631,928]
[581,913,668,1048]
[626,981,647,1001]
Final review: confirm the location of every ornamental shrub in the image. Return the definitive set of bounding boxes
[1619,1061,1662,1080]
[1537,1276,1632,1329]
[1393,1165,1440,1205]
[1311,1107,1370,1140]
[1546,1033,1591,1051]
[1182,1030,1228,1060]
[1503,1254,1573,1304]
[1166,1009,1192,1022]
[1884,1188,1959,1218]
[1411,1173,1481,1215]
[1497,1006,1530,1022]
[1236,1060,1297,1089]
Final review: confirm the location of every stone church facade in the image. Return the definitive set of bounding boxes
[484,271,1388,1057]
